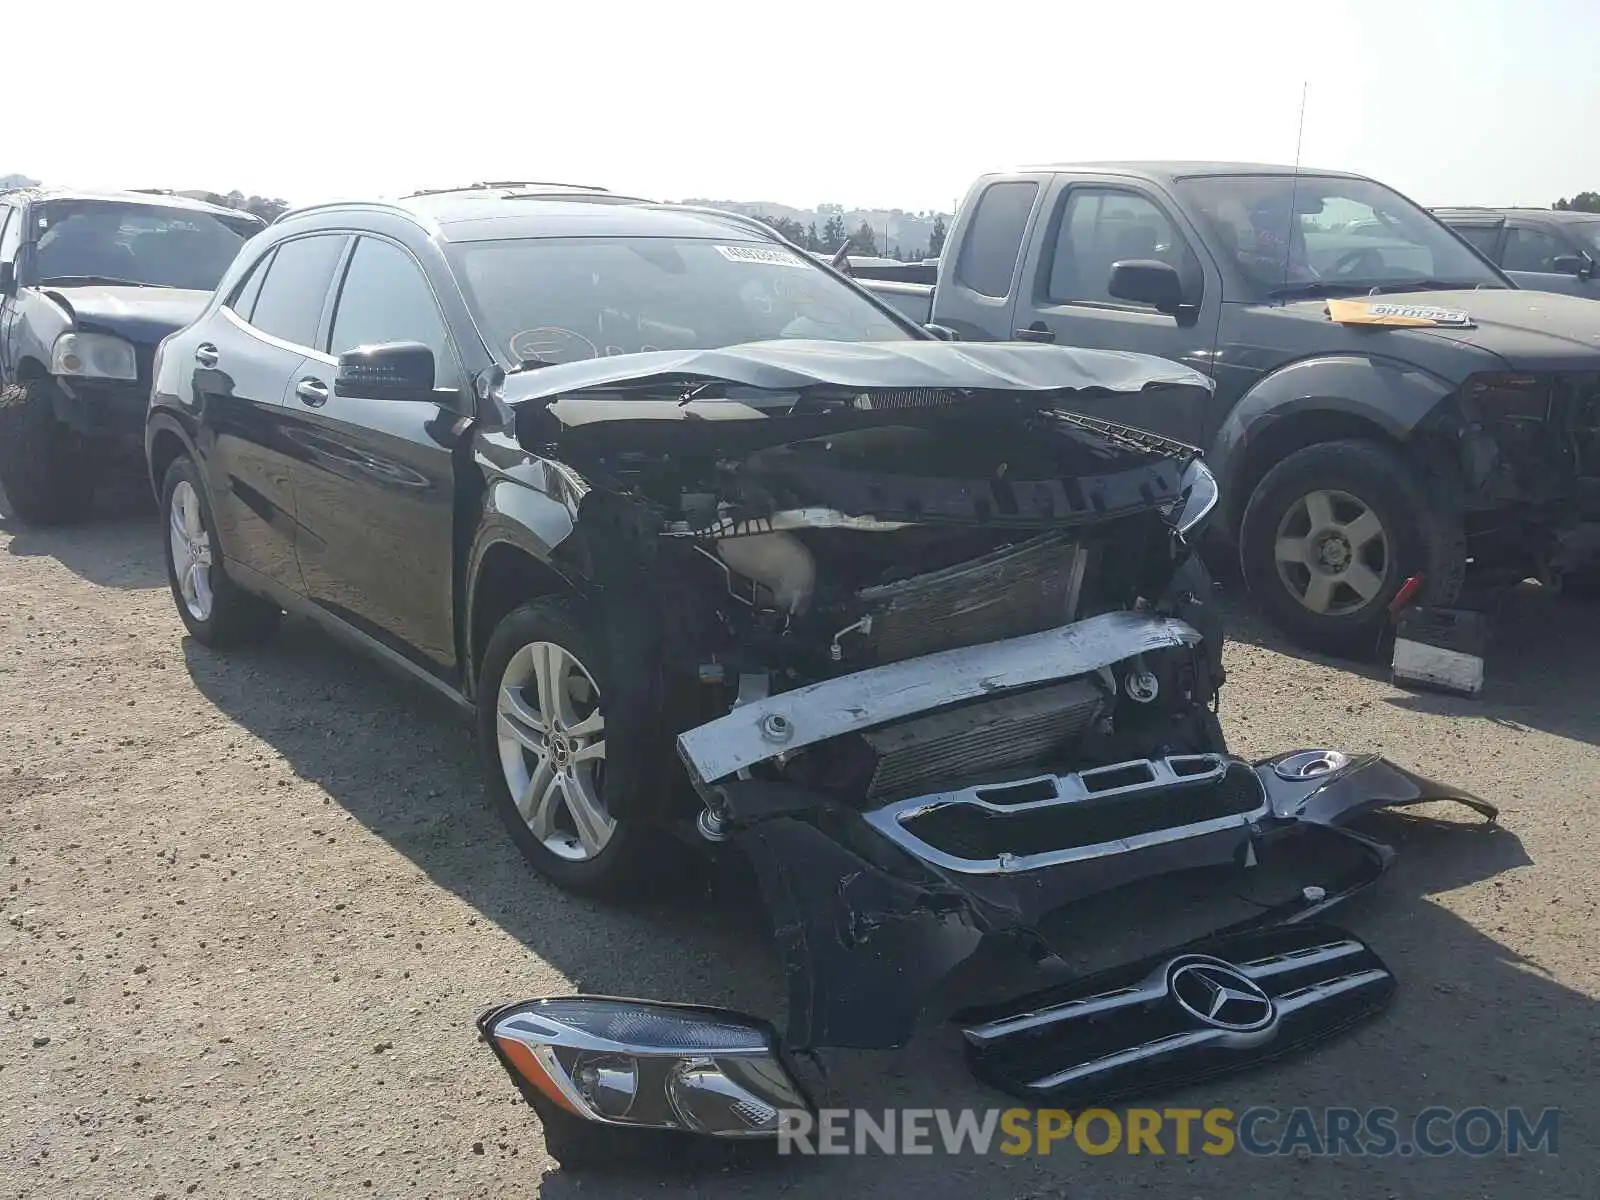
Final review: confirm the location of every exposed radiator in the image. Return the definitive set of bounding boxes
[860,678,1105,800]
[850,532,1087,665]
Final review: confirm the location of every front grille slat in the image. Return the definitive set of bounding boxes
[954,923,1396,1106]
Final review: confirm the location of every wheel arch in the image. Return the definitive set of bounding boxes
[1209,355,1458,537]
[465,535,579,696]
[144,414,197,504]
[1223,407,1404,536]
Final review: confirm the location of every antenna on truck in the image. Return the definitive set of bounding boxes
[1280,81,1309,300]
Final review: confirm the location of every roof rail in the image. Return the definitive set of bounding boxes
[401,180,611,199]
[271,198,422,226]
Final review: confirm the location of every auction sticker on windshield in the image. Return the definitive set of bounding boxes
[1325,299,1475,328]
[716,244,807,267]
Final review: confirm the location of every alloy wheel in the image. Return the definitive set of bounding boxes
[168,480,215,622]
[1273,488,1390,616]
[495,641,613,861]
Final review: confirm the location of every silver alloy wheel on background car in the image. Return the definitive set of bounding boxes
[168,480,215,622]
[1273,488,1391,616]
[496,641,614,862]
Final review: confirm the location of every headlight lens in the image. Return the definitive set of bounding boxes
[481,996,810,1138]
[1173,457,1219,535]
[51,331,138,381]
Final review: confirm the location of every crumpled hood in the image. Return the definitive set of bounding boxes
[43,285,210,347]
[1308,287,1600,372]
[501,338,1214,407]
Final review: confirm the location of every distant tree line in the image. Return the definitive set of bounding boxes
[1553,192,1600,213]
[753,211,946,260]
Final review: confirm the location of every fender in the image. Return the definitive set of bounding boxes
[461,471,586,692]
[1208,353,1459,527]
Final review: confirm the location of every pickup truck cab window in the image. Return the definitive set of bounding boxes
[328,236,457,387]
[449,236,909,364]
[1047,187,1199,308]
[1177,174,1504,295]
[247,234,348,348]
[952,180,1038,298]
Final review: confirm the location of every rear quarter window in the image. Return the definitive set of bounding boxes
[953,181,1039,298]
[246,235,349,348]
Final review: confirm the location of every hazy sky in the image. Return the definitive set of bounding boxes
[9,0,1596,212]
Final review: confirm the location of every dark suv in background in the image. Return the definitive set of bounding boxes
[1435,206,1600,299]
[0,188,263,523]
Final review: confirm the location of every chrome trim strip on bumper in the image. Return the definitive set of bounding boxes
[862,753,1267,876]
[676,610,1203,786]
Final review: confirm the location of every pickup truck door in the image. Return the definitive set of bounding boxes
[922,174,1051,341]
[284,234,465,680]
[1010,175,1221,445]
[1498,220,1599,299]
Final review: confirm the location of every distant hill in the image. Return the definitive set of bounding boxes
[678,198,951,259]
[1,173,40,189]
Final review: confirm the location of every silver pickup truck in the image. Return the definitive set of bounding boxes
[855,161,1600,659]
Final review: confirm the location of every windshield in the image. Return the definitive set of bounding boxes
[1176,175,1507,295]
[29,201,259,290]
[449,236,913,365]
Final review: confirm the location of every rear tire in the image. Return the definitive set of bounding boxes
[160,456,281,647]
[0,379,95,525]
[477,597,663,899]
[1239,438,1465,660]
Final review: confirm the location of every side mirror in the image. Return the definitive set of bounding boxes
[1108,259,1184,316]
[334,341,436,402]
[923,323,961,341]
[1551,254,1585,277]
[0,261,14,295]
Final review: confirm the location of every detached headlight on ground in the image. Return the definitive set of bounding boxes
[479,996,811,1159]
[51,331,138,381]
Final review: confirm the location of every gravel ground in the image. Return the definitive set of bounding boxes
[3,484,1597,1199]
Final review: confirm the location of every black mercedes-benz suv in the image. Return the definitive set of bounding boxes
[0,188,263,523]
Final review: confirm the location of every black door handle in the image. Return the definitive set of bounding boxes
[1014,323,1055,344]
[295,378,330,407]
[194,344,220,367]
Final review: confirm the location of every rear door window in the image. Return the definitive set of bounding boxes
[952,181,1039,298]
[247,235,348,348]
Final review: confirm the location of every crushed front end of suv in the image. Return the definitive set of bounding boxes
[0,188,262,524]
[470,338,1496,1164]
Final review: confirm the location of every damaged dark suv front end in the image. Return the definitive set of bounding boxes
[476,338,1496,1161]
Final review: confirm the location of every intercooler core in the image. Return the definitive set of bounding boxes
[847,532,1088,665]
[857,678,1107,800]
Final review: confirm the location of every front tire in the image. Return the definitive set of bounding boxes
[0,379,95,526]
[1239,439,1465,659]
[160,457,281,647]
[477,597,660,899]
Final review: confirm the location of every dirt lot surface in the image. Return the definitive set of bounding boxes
[3,486,1597,1199]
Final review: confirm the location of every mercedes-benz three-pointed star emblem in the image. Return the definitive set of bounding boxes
[1168,958,1277,1033]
